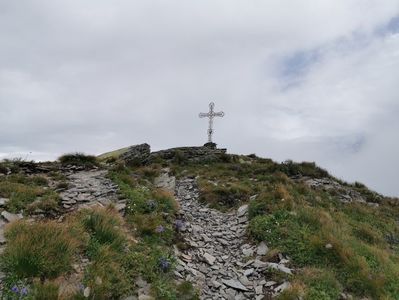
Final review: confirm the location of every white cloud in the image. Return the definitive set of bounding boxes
[0,1,398,195]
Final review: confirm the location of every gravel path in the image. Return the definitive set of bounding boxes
[174,178,292,300]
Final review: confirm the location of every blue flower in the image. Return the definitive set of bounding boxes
[11,285,19,293]
[175,219,184,231]
[20,287,28,296]
[155,225,165,233]
[159,257,170,272]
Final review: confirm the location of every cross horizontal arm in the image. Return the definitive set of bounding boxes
[199,113,210,118]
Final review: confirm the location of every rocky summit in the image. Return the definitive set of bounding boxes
[0,144,398,300]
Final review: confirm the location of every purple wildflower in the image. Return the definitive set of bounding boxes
[155,225,165,233]
[175,219,184,231]
[11,285,19,293]
[20,287,28,296]
[159,257,170,272]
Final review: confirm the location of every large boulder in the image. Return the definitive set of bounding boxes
[120,144,151,166]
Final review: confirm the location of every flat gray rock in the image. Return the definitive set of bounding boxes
[0,198,9,207]
[266,262,292,274]
[222,279,248,291]
[203,252,216,265]
[237,204,248,217]
[256,241,269,256]
[1,211,22,223]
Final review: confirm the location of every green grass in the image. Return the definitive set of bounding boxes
[97,147,130,161]
[0,174,61,213]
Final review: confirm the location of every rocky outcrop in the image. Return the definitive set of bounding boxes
[302,177,382,206]
[119,143,228,165]
[120,143,151,166]
[148,146,227,164]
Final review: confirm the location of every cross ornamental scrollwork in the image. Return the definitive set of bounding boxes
[199,102,224,143]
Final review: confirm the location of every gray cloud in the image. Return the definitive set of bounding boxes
[1,1,399,196]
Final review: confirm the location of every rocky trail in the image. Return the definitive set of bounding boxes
[59,169,126,212]
[174,178,292,300]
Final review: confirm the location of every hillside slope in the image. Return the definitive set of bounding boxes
[0,146,398,299]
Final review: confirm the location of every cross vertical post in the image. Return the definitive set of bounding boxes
[199,102,224,144]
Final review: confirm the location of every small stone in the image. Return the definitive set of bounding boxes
[212,280,222,288]
[95,276,102,285]
[222,279,248,291]
[242,248,254,256]
[238,276,252,286]
[274,282,290,293]
[83,287,91,298]
[174,270,183,278]
[255,285,263,294]
[238,216,247,224]
[237,205,248,217]
[135,277,148,288]
[115,203,126,212]
[325,243,333,249]
[249,195,258,201]
[266,262,292,274]
[1,211,22,223]
[138,295,155,300]
[256,242,269,256]
[253,259,268,268]
[264,281,276,287]
[243,268,254,276]
[203,253,216,265]
[0,198,9,207]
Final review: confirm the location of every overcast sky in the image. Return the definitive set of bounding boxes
[0,1,398,196]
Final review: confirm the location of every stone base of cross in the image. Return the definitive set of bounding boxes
[203,142,217,149]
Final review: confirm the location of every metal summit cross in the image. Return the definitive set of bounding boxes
[199,102,224,144]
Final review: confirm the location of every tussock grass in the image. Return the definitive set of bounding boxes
[1,220,85,279]
[58,153,98,168]
[78,207,126,252]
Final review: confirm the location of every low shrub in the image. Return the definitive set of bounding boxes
[58,153,98,168]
